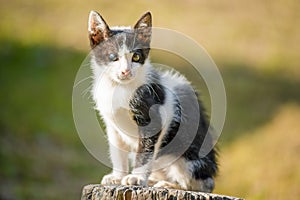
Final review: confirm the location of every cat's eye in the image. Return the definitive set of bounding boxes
[109,53,118,61]
[132,53,141,62]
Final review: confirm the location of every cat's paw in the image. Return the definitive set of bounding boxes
[154,180,181,189]
[121,174,146,186]
[101,174,122,185]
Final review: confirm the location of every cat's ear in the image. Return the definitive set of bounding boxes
[134,12,152,29]
[88,11,111,48]
[134,12,152,45]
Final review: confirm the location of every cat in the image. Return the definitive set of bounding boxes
[88,11,218,192]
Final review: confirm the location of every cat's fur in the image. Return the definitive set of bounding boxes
[88,11,218,192]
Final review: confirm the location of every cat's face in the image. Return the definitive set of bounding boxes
[88,11,152,84]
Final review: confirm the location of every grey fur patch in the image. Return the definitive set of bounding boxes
[157,83,200,158]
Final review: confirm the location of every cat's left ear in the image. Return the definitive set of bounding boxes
[88,11,111,48]
[134,12,152,44]
[134,12,152,29]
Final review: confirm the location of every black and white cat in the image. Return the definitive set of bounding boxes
[88,11,218,192]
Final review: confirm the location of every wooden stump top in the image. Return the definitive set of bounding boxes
[81,184,243,200]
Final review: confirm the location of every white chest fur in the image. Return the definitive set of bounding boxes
[92,71,144,148]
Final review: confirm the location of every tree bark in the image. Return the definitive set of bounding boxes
[81,184,243,200]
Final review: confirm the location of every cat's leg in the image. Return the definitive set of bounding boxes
[153,180,183,189]
[148,168,182,189]
[186,158,216,192]
[153,178,214,192]
[101,125,129,185]
[148,155,215,192]
[147,169,166,186]
[121,133,159,186]
[189,177,215,193]
[121,107,162,185]
[123,83,165,186]
[162,156,216,192]
[148,156,187,190]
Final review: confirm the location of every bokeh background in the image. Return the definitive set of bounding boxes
[1,0,300,199]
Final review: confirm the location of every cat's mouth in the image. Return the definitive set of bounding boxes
[118,75,131,80]
[117,73,134,83]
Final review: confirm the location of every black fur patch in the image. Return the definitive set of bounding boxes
[131,48,149,65]
[129,83,165,127]
[157,97,181,156]
[129,81,165,167]
[135,133,160,168]
[185,99,218,179]
[190,149,218,179]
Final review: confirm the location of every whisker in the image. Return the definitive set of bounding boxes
[74,76,93,88]
[82,83,93,98]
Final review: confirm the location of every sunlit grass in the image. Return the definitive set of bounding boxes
[215,104,300,199]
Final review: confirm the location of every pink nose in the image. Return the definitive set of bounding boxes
[121,70,130,76]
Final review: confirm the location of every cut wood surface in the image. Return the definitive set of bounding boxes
[81,184,243,200]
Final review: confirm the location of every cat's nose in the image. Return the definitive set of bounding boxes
[121,70,131,76]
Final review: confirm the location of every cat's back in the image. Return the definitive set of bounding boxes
[157,69,197,102]
[156,69,200,126]
[158,69,191,90]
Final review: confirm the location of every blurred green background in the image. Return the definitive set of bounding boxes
[1,0,300,199]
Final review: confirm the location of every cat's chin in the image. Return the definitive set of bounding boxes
[113,77,135,85]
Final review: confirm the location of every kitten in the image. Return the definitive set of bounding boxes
[88,11,218,192]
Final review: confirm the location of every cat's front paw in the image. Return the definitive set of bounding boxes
[154,180,181,189]
[121,174,146,186]
[101,174,123,185]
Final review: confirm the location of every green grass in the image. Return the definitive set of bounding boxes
[1,0,300,199]
[0,39,110,199]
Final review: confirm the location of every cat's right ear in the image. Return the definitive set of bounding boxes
[88,11,111,48]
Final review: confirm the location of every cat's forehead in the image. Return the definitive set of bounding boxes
[94,28,148,52]
[111,28,135,49]
[97,29,133,51]
[93,30,138,63]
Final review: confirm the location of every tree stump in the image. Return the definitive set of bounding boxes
[81,184,243,200]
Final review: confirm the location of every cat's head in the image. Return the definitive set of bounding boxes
[88,11,152,84]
